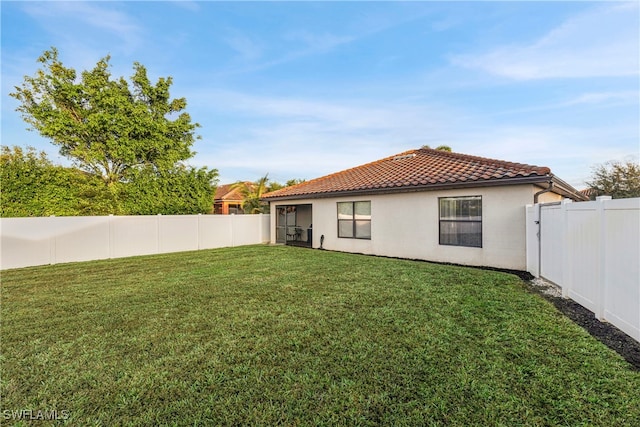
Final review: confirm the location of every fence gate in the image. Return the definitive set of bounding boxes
[539,202,563,285]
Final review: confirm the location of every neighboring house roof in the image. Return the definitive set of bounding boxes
[214,182,252,202]
[579,188,598,199]
[262,148,587,201]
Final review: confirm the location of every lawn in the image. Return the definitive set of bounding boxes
[1,245,639,426]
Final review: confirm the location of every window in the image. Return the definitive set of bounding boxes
[439,196,482,248]
[338,201,371,239]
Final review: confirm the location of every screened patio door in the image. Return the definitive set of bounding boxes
[275,205,312,245]
[275,206,297,244]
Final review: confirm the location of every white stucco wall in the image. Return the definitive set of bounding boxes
[270,184,563,271]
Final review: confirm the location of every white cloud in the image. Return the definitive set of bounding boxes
[22,1,143,55]
[224,33,264,61]
[213,29,354,77]
[444,123,639,188]
[466,90,640,119]
[187,90,452,182]
[195,90,444,132]
[562,91,639,107]
[186,88,638,187]
[451,3,639,80]
[213,6,434,77]
[284,30,354,53]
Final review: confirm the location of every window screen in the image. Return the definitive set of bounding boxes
[439,196,482,247]
[338,201,371,239]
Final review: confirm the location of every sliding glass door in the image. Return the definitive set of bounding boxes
[275,205,312,246]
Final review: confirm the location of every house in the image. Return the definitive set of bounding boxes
[579,187,598,200]
[261,148,587,270]
[213,182,252,214]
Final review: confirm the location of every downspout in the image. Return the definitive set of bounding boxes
[533,180,554,278]
[533,180,554,204]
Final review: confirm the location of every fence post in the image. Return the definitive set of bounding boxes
[561,199,573,298]
[595,196,612,320]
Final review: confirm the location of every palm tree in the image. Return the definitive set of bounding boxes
[232,174,270,214]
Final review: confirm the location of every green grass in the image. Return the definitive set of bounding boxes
[1,245,639,426]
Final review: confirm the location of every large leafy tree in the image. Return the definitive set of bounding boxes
[10,48,199,187]
[0,146,110,217]
[585,158,640,199]
[121,165,218,215]
[0,146,217,216]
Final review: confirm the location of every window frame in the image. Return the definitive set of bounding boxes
[438,196,482,248]
[337,201,371,240]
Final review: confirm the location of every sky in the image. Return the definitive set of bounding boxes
[1,1,639,189]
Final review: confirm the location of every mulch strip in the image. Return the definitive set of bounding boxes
[524,280,640,371]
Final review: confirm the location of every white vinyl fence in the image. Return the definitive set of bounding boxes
[0,214,270,270]
[526,196,640,342]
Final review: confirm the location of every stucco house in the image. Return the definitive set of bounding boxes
[213,182,252,214]
[262,147,586,271]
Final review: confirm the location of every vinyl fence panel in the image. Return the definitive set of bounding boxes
[564,202,600,312]
[198,215,233,249]
[527,197,640,342]
[159,215,200,253]
[1,214,270,270]
[110,216,160,258]
[53,216,111,264]
[1,217,54,269]
[232,215,265,247]
[602,199,640,340]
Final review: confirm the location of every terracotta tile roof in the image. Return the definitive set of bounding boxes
[579,188,597,199]
[214,182,252,202]
[263,148,554,200]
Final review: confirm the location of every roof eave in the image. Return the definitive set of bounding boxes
[262,175,553,202]
[548,176,589,201]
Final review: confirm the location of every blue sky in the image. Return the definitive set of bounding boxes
[2,1,638,188]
